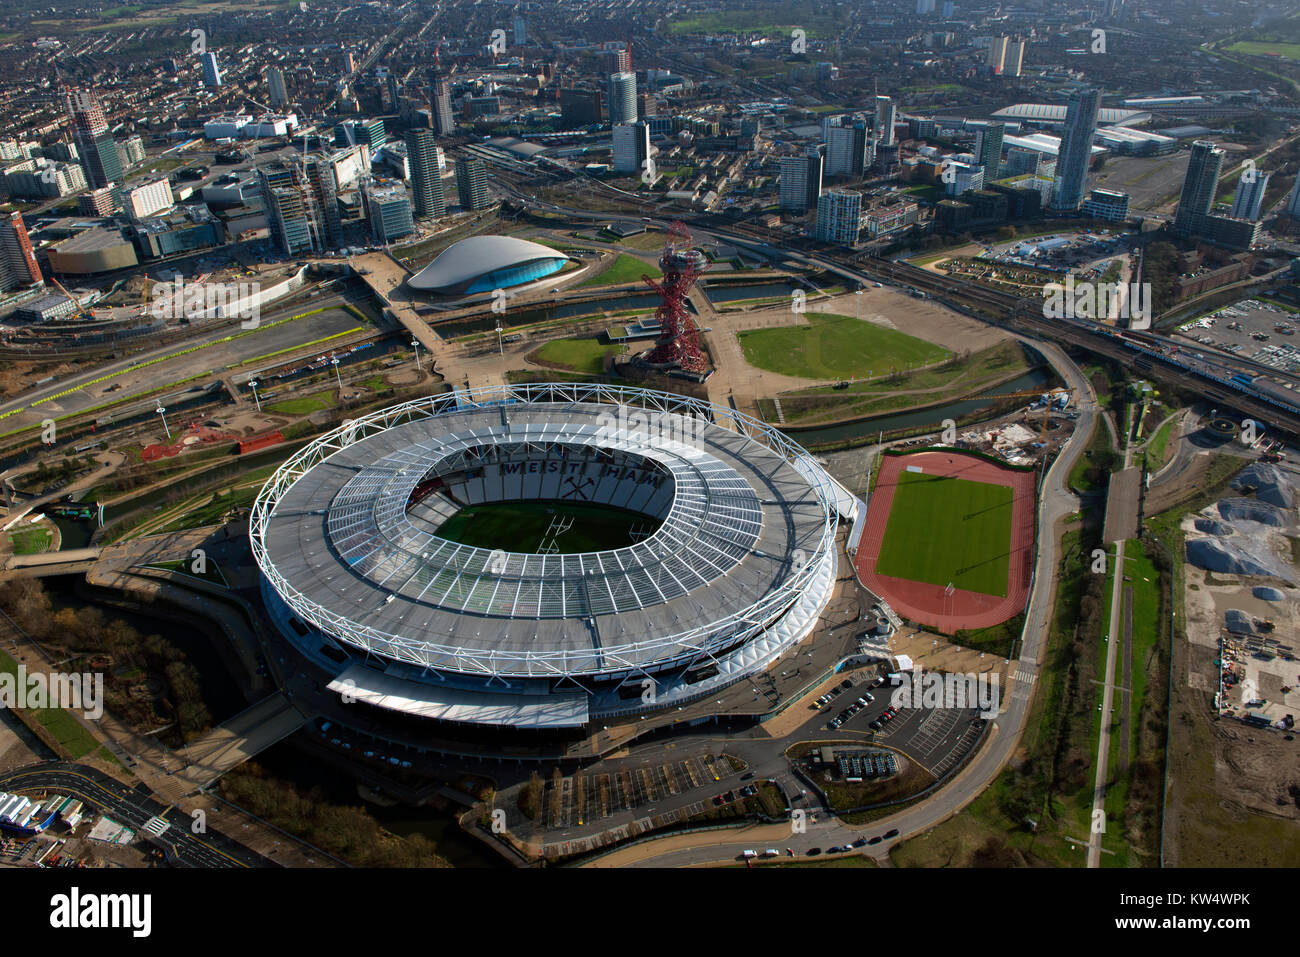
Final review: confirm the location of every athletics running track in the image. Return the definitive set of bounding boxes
[854,450,1036,633]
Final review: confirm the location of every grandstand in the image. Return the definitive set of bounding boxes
[251,384,855,730]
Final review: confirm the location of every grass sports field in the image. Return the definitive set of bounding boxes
[875,471,1013,596]
[738,313,948,380]
[435,501,657,554]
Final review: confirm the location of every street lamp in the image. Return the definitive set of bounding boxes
[249,378,261,413]
[331,356,343,391]
[156,403,170,440]
[411,337,421,372]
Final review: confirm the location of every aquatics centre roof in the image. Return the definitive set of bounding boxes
[406,235,569,293]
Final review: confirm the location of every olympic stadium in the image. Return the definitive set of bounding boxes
[406,235,570,295]
[250,384,857,731]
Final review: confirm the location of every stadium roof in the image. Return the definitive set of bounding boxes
[407,235,569,293]
[992,103,1149,127]
[252,386,843,679]
[1003,132,1106,158]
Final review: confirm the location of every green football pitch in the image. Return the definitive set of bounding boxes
[875,471,1013,596]
[434,501,657,554]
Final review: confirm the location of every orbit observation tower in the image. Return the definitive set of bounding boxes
[642,221,707,373]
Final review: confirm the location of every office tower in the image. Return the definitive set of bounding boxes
[201,52,223,88]
[1050,87,1100,211]
[613,121,652,175]
[1230,170,1269,222]
[942,1,954,16]
[367,183,414,242]
[816,189,862,245]
[560,88,604,126]
[602,46,631,75]
[404,129,446,219]
[344,51,356,73]
[67,89,123,195]
[1004,39,1025,77]
[258,161,326,255]
[779,148,823,212]
[120,135,146,167]
[430,66,455,136]
[1081,188,1130,222]
[976,122,1005,181]
[455,157,491,210]
[988,36,1008,73]
[608,72,637,125]
[826,122,871,178]
[335,118,387,150]
[1173,140,1224,233]
[915,0,936,12]
[267,67,289,108]
[124,179,174,221]
[513,15,526,47]
[944,162,984,196]
[0,211,42,292]
[1287,175,1300,219]
[874,96,897,147]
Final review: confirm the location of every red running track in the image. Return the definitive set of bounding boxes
[855,450,1036,633]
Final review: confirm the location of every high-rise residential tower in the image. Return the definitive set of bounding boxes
[1050,87,1100,210]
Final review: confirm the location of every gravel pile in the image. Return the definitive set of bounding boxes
[1233,463,1294,509]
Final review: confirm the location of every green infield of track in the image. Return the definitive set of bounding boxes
[875,471,1013,596]
[434,501,659,554]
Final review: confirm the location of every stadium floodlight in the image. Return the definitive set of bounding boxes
[249,379,261,412]
[155,403,170,439]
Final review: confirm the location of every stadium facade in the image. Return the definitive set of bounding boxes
[251,384,856,731]
[407,235,569,295]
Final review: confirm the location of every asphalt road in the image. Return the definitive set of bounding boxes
[0,761,270,868]
[0,294,367,428]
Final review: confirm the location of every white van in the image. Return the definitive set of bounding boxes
[741,849,757,858]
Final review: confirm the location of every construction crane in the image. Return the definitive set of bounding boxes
[48,276,93,321]
[985,387,1071,442]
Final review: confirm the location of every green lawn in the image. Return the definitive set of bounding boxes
[578,254,661,288]
[0,648,101,760]
[1226,40,1300,59]
[738,312,948,380]
[143,558,229,587]
[531,337,618,375]
[266,393,334,416]
[875,470,1013,596]
[8,527,52,555]
[435,501,657,553]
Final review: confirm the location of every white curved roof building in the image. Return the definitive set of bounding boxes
[251,384,855,730]
[407,235,570,295]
